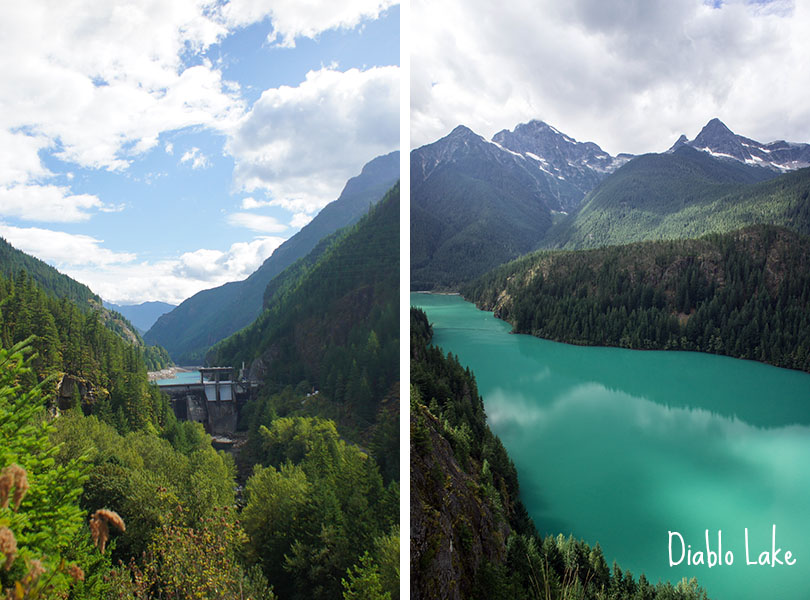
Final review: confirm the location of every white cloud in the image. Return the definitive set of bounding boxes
[412,0,810,155]
[0,223,286,304]
[240,196,273,209]
[165,142,174,155]
[227,65,399,214]
[290,212,313,228]
[173,236,285,281]
[0,185,111,222]
[219,0,398,47]
[226,212,287,233]
[0,130,52,187]
[180,147,211,169]
[0,2,242,178]
[0,224,136,266]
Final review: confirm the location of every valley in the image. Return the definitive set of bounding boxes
[411,116,810,600]
[412,293,810,600]
[1,168,400,599]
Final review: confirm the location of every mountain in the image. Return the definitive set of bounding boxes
[145,151,399,364]
[103,300,175,333]
[0,235,167,361]
[545,145,810,249]
[669,117,810,172]
[492,119,631,206]
[1,235,99,307]
[411,121,628,290]
[209,184,399,439]
[464,225,810,373]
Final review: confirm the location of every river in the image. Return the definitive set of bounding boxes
[412,292,810,600]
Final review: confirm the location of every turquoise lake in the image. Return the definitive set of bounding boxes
[155,370,201,385]
[412,292,810,600]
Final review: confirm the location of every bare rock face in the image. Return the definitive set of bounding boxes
[410,404,509,600]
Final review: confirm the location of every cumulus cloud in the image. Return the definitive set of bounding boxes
[290,212,313,228]
[0,185,112,222]
[240,197,273,210]
[226,212,287,233]
[0,224,136,266]
[219,0,398,47]
[180,147,212,169]
[412,0,810,155]
[0,223,285,304]
[227,65,399,214]
[0,2,241,177]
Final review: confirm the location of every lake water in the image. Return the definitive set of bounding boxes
[412,293,810,600]
[155,370,201,385]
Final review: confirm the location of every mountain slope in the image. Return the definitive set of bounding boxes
[209,183,399,429]
[411,122,628,291]
[103,300,175,333]
[0,236,99,306]
[145,151,399,363]
[0,235,169,365]
[544,146,810,249]
[670,117,810,172]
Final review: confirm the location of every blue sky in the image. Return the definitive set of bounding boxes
[0,1,399,304]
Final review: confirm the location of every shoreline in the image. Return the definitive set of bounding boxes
[147,365,197,382]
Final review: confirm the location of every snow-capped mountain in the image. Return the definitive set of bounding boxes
[410,120,632,288]
[669,118,810,172]
[493,120,632,197]
[412,120,630,214]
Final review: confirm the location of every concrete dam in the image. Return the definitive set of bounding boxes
[158,367,257,436]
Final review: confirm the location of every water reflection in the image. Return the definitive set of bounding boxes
[413,293,810,600]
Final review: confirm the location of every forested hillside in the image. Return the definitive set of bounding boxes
[410,308,710,600]
[0,236,172,373]
[146,151,399,364]
[0,271,172,431]
[465,225,810,373]
[410,126,555,290]
[209,184,399,443]
[0,236,100,307]
[545,147,810,249]
[0,181,400,598]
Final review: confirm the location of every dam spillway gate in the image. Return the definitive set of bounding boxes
[158,367,257,436]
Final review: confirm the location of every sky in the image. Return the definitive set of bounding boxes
[0,0,399,305]
[411,0,810,156]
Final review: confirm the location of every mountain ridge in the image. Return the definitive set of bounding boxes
[411,120,630,290]
[145,151,399,363]
[103,300,176,334]
[668,117,810,172]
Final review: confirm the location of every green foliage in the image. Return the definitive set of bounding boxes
[474,534,709,600]
[105,506,274,600]
[465,225,810,372]
[547,148,809,249]
[0,237,99,307]
[144,152,398,364]
[410,309,532,536]
[139,344,172,372]
[0,340,88,596]
[0,271,173,432]
[242,416,396,600]
[50,410,234,563]
[211,184,400,440]
[341,552,390,600]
